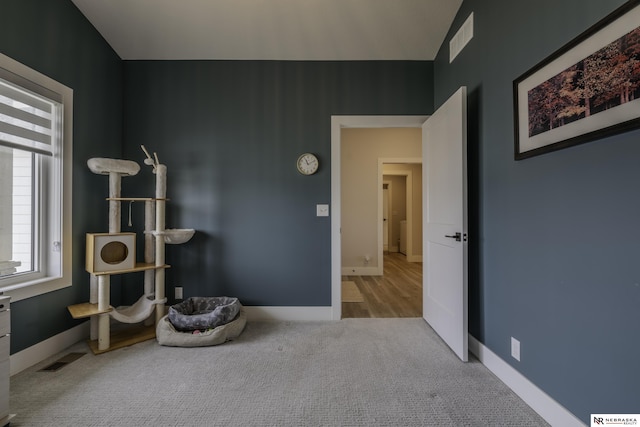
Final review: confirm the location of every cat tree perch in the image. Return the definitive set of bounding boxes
[67,146,194,354]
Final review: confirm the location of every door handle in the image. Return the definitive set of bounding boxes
[445,232,462,242]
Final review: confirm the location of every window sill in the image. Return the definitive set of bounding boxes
[1,276,70,302]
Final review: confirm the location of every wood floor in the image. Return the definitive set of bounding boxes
[342,252,422,318]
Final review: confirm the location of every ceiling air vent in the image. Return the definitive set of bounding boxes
[449,12,474,63]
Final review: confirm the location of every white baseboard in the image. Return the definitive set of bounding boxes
[11,321,90,376]
[407,255,423,263]
[244,306,332,321]
[341,266,381,276]
[468,335,586,427]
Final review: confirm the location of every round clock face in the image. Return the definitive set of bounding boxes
[297,153,319,175]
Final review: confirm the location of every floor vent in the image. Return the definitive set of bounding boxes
[39,352,86,372]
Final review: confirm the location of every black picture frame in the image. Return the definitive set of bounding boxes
[514,0,640,160]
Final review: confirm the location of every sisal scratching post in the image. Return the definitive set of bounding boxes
[97,275,110,350]
[154,164,167,325]
[144,200,156,326]
[108,172,121,233]
[89,274,98,340]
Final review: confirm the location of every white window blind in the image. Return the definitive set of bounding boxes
[0,77,60,156]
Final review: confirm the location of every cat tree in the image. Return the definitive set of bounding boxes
[67,146,194,354]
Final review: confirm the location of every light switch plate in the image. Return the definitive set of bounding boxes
[316,204,329,217]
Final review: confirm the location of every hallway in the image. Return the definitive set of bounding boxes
[341,252,422,318]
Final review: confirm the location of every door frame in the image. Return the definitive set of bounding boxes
[331,115,428,320]
[380,163,422,262]
[376,162,419,275]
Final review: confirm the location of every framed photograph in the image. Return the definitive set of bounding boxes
[514,0,640,160]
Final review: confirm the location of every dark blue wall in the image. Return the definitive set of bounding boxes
[434,0,640,421]
[0,0,123,353]
[121,60,433,306]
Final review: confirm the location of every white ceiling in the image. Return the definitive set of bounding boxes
[70,0,462,61]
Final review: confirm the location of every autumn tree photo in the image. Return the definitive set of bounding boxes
[528,26,640,138]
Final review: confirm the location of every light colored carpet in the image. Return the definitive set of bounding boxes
[341,281,364,302]
[10,319,549,426]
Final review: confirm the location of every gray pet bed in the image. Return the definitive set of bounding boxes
[156,297,246,347]
[169,296,241,331]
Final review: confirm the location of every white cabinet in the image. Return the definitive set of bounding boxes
[0,295,11,426]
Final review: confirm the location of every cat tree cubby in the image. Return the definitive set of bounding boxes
[67,147,193,354]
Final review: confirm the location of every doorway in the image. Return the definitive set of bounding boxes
[331,116,427,320]
[381,164,422,263]
[341,252,422,317]
[342,164,422,318]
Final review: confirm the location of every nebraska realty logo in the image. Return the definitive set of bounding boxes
[591,414,639,426]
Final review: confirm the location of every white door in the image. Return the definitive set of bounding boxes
[422,87,468,361]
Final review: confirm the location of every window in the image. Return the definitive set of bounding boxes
[0,53,72,302]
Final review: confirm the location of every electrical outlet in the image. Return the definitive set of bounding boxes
[175,286,183,300]
[511,337,521,361]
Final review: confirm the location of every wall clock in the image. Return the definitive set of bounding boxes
[296,153,319,175]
